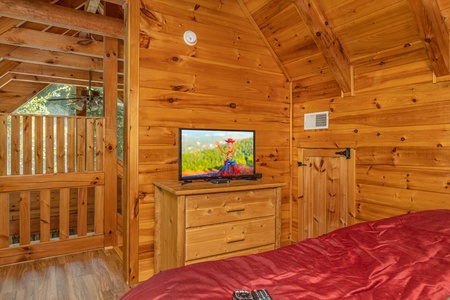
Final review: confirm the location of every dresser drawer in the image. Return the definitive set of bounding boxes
[186,244,275,265]
[185,189,275,228]
[185,217,275,261]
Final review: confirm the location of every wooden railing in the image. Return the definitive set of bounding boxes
[0,114,104,175]
[0,113,106,265]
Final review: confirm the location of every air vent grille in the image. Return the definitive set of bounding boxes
[304,111,329,130]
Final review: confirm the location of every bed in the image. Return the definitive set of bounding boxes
[121,209,450,299]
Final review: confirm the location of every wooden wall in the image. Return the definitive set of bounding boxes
[137,0,290,281]
[293,44,450,230]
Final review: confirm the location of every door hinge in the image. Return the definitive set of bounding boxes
[298,161,307,167]
[335,148,351,159]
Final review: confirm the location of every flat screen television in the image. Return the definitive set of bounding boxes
[178,128,256,182]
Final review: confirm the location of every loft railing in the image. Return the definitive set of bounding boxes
[0,113,106,265]
[0,113,104,175]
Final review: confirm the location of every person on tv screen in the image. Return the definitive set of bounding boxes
[215,138,240,176]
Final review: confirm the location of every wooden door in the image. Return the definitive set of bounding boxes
[298,148,355,240]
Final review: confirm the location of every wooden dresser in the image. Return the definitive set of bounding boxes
[153,179,286,273]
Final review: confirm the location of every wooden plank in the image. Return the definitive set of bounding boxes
[76,118,86,172]
[57,117,65,173]
[0,172,105,192]
[78,187,88,237]
[59,188,70,240]
[19,191,30,245]
[95,186,104,234]
[95,119,104,171]
[294,0,352,93]
[3,47,125,74]
[11,63,108,85]
[356,164,450,194]
[356,146,450,167]
[45,116,55,174]
[406,0,450,76]
[7,74,122,91]
[0,28,104,58]
[67,118,76,173]
[11,115,20,175]
[355,201,411,223]
[39,189,51,243]
[22,116,32,174]
[0,235,105,265]
[0,115,7,176]
[357,184,450,211]
[123,0,140,285]
[347,149,356,224]
[34,116,43,175]
[86,118,95,171]
[103,37,118,247]
[0,193,8,248]
[0,0,124,39]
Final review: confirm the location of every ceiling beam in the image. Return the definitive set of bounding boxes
[4,47,103,71]
[2,46,125,74]
[0,73,14,88]
[8,74,124,91]
[10,62,124,85]
[11,62,104,83]
[406,0,449,77]
[294,0,352,93]
[0,0,124,39]
[0,28,124,60]
[79,0,102,38]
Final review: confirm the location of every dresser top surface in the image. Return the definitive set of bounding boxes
[153,179,286,195]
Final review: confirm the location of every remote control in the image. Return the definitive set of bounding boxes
[251,289,272,300]
[233,290,253,300]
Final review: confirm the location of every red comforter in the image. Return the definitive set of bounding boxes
[121,210,450,299]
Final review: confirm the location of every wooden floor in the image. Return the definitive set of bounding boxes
[0,248,130,300]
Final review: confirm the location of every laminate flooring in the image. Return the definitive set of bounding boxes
[0,248,130,300]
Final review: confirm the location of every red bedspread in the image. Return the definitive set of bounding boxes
[121,210,450,300]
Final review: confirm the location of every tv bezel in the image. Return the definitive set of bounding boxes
[178,128,256,182]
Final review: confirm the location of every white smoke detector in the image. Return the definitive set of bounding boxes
[183,30,197,46]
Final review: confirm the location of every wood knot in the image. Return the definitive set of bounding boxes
[229,103,237,109]
[425,37,431,43]
[316,32,321,37]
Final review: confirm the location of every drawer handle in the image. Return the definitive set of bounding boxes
[226,205,245,213]
[226,235,246,243]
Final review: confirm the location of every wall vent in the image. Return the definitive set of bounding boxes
[304,111,329,130]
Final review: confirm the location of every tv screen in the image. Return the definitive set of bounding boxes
[178,128,256,182]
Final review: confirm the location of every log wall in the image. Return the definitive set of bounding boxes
[292,47,450,235]
[137,0,290,281]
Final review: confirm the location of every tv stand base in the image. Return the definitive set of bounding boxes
[209,178,230,184]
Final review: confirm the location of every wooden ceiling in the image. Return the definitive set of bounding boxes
[240,0,450,93]
[0,0,124,113]
[1,0,450,113]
